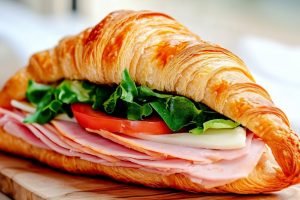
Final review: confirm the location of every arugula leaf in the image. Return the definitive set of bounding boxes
[91,87,112,110]
[138,86,171,99]
[127,102,152,120]
[120,69,138,102]
[24,94,55,124]
[55,80,92,104]
[151,97,201,131]
[103,87,122,114]
[26,80,53,105]
[150,101,171,124]
[103,70,155,120]
[103,70,138,113]
[23,108,56,124]
[169,97,201,129]
[61,103,74,118]
[44,100,63,112]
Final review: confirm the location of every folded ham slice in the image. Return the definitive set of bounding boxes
[0,108,123,162]
[0,109,138,167]
[52,120,156,160]
[0,114,10,126]
[2,118,122,166]
[120,138,265,182]
[88,129,253,163]
[33,123,119,162]
[2,118,48,149]
[0,107,266,188]
[0,109,75,156]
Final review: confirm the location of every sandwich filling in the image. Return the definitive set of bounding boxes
[0,70,266,188]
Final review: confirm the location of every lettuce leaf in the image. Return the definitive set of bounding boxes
[203,119,240,132]
[55,80,92,103]
[24,69,239,133]
[151,97,201,131]
[26,80,53,105]
[190,119,240,134]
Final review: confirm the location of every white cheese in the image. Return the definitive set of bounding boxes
[136,127,246,150]
[11,100,36,113]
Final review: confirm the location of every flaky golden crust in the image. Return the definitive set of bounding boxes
[0,10,299,193]
[0,128,290,194]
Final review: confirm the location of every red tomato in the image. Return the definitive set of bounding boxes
[71,103,172,136]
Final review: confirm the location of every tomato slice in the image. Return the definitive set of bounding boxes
[71,103,172,136]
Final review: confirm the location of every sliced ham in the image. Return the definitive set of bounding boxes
[187,138,265,181]
[21,123,77,157]
[0,108,82,156]
[55,128,121,162]
[0,107,266,187]
[2,120,49,149]
[88,129,253,163]
[52,120,155,160]
[33,123,73,150]
[128,139,265,188]
[0,110,141,168]
[0,114,7,126]
[0,108,70,155]
[0,108,117,162]
[119,136,264,187]
[127,158,192,173]
[34,123,121,163]
[0,114,17,126]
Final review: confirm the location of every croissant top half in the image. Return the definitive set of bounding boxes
[0,10,299,192]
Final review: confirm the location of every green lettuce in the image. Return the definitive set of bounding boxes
[189,119,240,134]
[24,69,239,133]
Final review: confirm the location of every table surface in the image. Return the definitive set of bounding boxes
[0,152,300,200]
[0,192,11,200]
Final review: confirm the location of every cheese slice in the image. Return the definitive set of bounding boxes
[135,127,246,149]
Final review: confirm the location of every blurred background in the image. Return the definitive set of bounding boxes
[0,0,299,132]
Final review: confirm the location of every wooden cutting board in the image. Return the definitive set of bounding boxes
[0,153,299,200]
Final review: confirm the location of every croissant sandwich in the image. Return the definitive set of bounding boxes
[0,10,299,194]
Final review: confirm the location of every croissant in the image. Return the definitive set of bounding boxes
[0,10,299,194]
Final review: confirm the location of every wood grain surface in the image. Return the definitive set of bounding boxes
[0,152,299,200]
